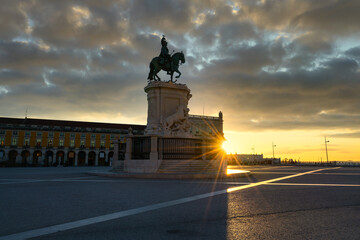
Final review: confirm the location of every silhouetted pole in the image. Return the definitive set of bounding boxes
[325,137,330,165]
[272,142,276,159]
[251,146,255,163]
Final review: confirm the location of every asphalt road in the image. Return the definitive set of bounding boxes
[0,166,359,240]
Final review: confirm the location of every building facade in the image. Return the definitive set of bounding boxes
[0,117,145,167]
[188,112,223,138]
[0,112,223,167]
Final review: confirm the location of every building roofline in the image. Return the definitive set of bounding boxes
[0,117,146,130]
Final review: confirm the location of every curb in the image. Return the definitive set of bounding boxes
[87,171,251,179]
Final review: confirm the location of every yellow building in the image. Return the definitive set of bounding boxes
[0,113,223,167]
[0,117,145,167]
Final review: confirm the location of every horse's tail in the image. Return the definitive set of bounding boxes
[147,61,154,80]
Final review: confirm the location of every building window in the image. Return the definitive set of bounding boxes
[0,130,5,135]
[70,133,75,138]
[36,139,41,146]
[0,137,4,146]
[70,139,75,147]
[24,138,29,146]
[48,139,53,146]
[48,132,54,137]
[101,134,105,139]
[13,130,18,136]
[81,133,85,138]
[12,138,17,146]
[80,139,85,147]
[25,131,30,136]
[90,140,95,147]
[100,140,105,148]
[110,134,114,139]
[37,132,42,137]
[91,134,96,138]
[60,132,65,137]
[59,139,64,147]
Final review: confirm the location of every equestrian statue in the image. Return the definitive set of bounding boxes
[147,35,185,83]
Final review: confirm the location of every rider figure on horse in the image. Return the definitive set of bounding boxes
[159,35,172,75]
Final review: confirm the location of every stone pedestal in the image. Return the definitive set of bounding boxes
[119,81,226,176]
[144,81,192,138]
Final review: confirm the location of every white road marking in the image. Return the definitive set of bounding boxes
[0,168,329,240]
[314,172,360,176]
[220,181,360,187]
[0,176,94,185]
[266,182,360,187]
[249,171,303,174]
[227,168,326,192]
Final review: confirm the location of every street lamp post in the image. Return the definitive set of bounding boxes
[272,142,276,159]
[251,146,255,163]
[325,137,330,165]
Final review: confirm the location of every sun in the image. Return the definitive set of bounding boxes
[222,141,233,154]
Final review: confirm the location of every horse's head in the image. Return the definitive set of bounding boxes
[180,51,185,64]
[171,52,185,66]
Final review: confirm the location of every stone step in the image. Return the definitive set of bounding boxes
[112,163,124,172]
[157,160,220,173]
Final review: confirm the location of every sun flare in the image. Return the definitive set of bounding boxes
[222,141,233,154]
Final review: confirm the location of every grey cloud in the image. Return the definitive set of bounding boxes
[0,41,86,70]
[204,40,285,75]
[331,131,360,139]
[0,1,27,40]
[345,46,360,58]
[88,44,146,72]
[1,0,360,135]
[192,51,360,131]
[0,67,147,120]
[290,32,333,54]
[237,0,331,30]
[324,57,358,72]
[291,0,360,35]
[129,0,193,34]
[131,34,162,62]
[25,0,129,48]
[0,69,40,86]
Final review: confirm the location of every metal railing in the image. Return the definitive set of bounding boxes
[132,137,151,160]
[159,138,202,160]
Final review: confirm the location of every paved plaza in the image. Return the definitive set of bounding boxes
[1,166,360,239]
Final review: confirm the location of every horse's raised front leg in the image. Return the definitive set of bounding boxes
[175,69,181,79]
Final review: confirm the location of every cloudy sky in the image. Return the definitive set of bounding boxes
[1,0,360,161]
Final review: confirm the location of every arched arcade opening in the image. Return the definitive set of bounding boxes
[56,151,65,166]
[8,150,18,167]
[33,151,42,166]
[21,150,30,166]
[78,151,86,166]
[88,151,96,166]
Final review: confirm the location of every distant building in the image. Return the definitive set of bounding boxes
[188,112,223,138]
[0,113,223,167]
[228,154,280,165]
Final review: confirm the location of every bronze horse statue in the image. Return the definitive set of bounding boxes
[147,52,185,83]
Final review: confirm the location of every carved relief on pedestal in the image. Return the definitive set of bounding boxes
[144,81,193,138]
[164,104,191,137]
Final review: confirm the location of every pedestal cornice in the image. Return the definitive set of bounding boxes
[144,81,190,93]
